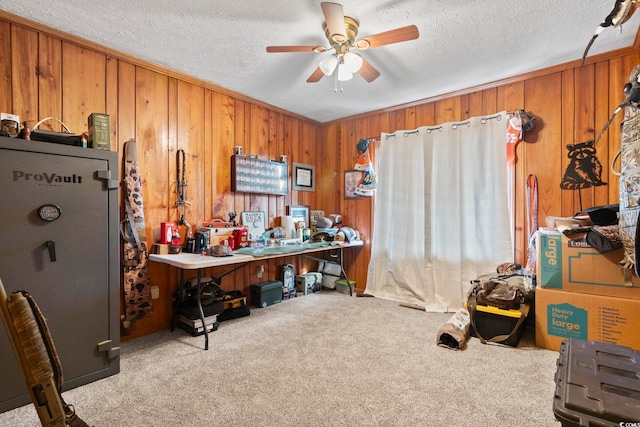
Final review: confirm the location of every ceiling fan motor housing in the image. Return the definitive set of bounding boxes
[324,16,359,47]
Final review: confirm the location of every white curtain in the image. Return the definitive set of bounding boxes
[365,112,513,312]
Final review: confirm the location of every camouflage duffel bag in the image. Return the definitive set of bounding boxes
[617,64,640,282]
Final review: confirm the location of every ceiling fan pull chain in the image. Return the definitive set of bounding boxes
[337,59,345,92]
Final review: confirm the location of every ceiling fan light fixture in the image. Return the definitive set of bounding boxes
[337,64,353,81]
[342,52,363,73]
[319,54,339,76]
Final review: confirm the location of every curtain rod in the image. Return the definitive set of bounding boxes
[365,110,517,142]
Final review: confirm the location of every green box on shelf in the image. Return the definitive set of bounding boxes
[88,112,110,150]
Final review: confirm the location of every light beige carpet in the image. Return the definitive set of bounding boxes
[0,292,561,426]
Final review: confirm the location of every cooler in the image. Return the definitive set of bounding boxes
[250,281,283,308]
[553,339,640,426]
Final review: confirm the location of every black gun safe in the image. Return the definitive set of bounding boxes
[0,136,121,412]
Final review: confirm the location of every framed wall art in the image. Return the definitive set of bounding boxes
[240,211,266,240]
[287,205,310,228]
[310,210,325,228]
[231,154,289,195]
[292,162,315,192]
[344,170,363,199]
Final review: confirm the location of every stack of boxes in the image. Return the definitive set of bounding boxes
[318,260,342,289]
[535,229,640,351]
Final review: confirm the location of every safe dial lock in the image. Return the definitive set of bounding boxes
[38,204,62,222]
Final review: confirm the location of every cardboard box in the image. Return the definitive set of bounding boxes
[88,112,110,150]
[153,243,170,255]
[537,230,640,299]
[535,286,640,351]
[295,274,317,295]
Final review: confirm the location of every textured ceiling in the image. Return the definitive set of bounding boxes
[2,1,639,123]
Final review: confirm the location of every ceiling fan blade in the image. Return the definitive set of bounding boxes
[357,58,380,83]
[356,25,419,49]
[321,2,347,43]
[266,46,325,53]
[307,67,325,83]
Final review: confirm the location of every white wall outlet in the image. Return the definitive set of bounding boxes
[257,265,264,278]
[151,285,160,299]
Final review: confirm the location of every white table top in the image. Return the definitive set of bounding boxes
[149,240,363,270]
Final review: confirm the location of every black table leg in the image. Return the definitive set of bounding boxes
[171,269,185,332]
[195,268,209,350]
[338,247,353,296]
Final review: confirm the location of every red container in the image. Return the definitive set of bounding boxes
[160,222,175,244]
[227,237,236,251]
[233,228,249,248]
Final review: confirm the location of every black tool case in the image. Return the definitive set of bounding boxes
[250,280,283,308]
[553,338,640,426]
[217,290,251,321]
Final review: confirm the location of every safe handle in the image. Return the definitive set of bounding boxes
[45,240,56,262]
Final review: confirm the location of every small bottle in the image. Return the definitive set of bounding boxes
[169,230,182,254]
[171,230,181,245]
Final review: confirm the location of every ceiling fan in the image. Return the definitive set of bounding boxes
[266,2,419,88]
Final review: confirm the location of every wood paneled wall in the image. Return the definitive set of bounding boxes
[1,11,638,340]
[0,14,331,339]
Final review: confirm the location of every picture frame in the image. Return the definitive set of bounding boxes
[287,205,310,228]
[231,155,289,195]
[240,211,266,240]
[344,170,363,199]
[292,162,315,192]
[310,210,325,228]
